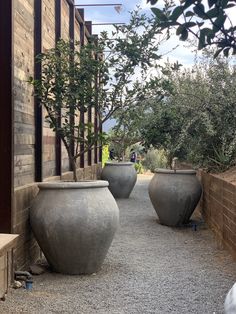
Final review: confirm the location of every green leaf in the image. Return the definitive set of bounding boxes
[201,27,214,35]
[193,4,205,18]
[197,22,204,27]
[213,14,226,32]
[198,28,215,44]
[206,33,215,44]
[185,11,195,17]
[181,0,195,9]
[222,0,229,9]
[183,22,196,28]
[226,3,235,8]
[208,0,217,8]
[180,28,188,41]
[159,21,178,29]
[151,7,167,21]
[198,30,206,50]
[214,48,223,58]
[204,7,219,19]
[198,40,205,50]
[176,25,185,36]
[223,47,230,57]
[147,0,158,4]
[171,6,183,21]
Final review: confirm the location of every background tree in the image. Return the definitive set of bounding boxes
[177,53,236,170]
[140,54,236,171]
[98,8,164,124]
[108,105,144,161]
[109,74,173,161]
[140,96,188,168]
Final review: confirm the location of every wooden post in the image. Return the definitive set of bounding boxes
[79,10,85,168]
[86,21,92,166]
[34,0,43,182]
[69,1,75,171]
[55,0,62,176]
[0,1,13,232]
[93,35,99,164]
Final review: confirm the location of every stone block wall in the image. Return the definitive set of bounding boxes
[200,171,236,259]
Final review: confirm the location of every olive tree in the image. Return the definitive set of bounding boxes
[140,54,236,171]
[30,8,163,181]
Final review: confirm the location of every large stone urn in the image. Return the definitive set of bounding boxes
[101,162,137,198]
[148,169,202,227]
[30,181,119,275]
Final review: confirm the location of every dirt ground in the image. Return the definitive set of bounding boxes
[214,166,236,185]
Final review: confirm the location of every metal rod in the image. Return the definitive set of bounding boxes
[55,0,62,177]
[92,22,125,25]
[69,1,75,171]
[75,3,121,6]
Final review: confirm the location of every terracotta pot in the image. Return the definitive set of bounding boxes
[148,169,202,227]
[101,162,137,198]
[30,181,119,275]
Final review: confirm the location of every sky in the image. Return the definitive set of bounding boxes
[74,0,198,67]
[74,0,236,67]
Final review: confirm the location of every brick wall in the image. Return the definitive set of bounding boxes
[200,171,236,259]
[12,0,102,270]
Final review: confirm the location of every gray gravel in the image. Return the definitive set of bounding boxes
[2,174,236,314]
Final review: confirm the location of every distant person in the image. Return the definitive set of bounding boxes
[130,150,137,163]
[109,149,115,160]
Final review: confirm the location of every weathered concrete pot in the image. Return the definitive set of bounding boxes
[148,169,202,227]
[101,162,137,198]
[30,181,119,275]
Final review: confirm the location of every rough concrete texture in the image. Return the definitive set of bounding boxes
[101,162,137,198]
[149,171,202,226]
[2,174,236,313]
[30,182,119,275]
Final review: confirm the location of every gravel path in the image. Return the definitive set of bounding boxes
[2,174,236,314]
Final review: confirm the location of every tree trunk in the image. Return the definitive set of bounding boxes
[71,159,78,182]
[61,137,78,181]
[167,153,173,169]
